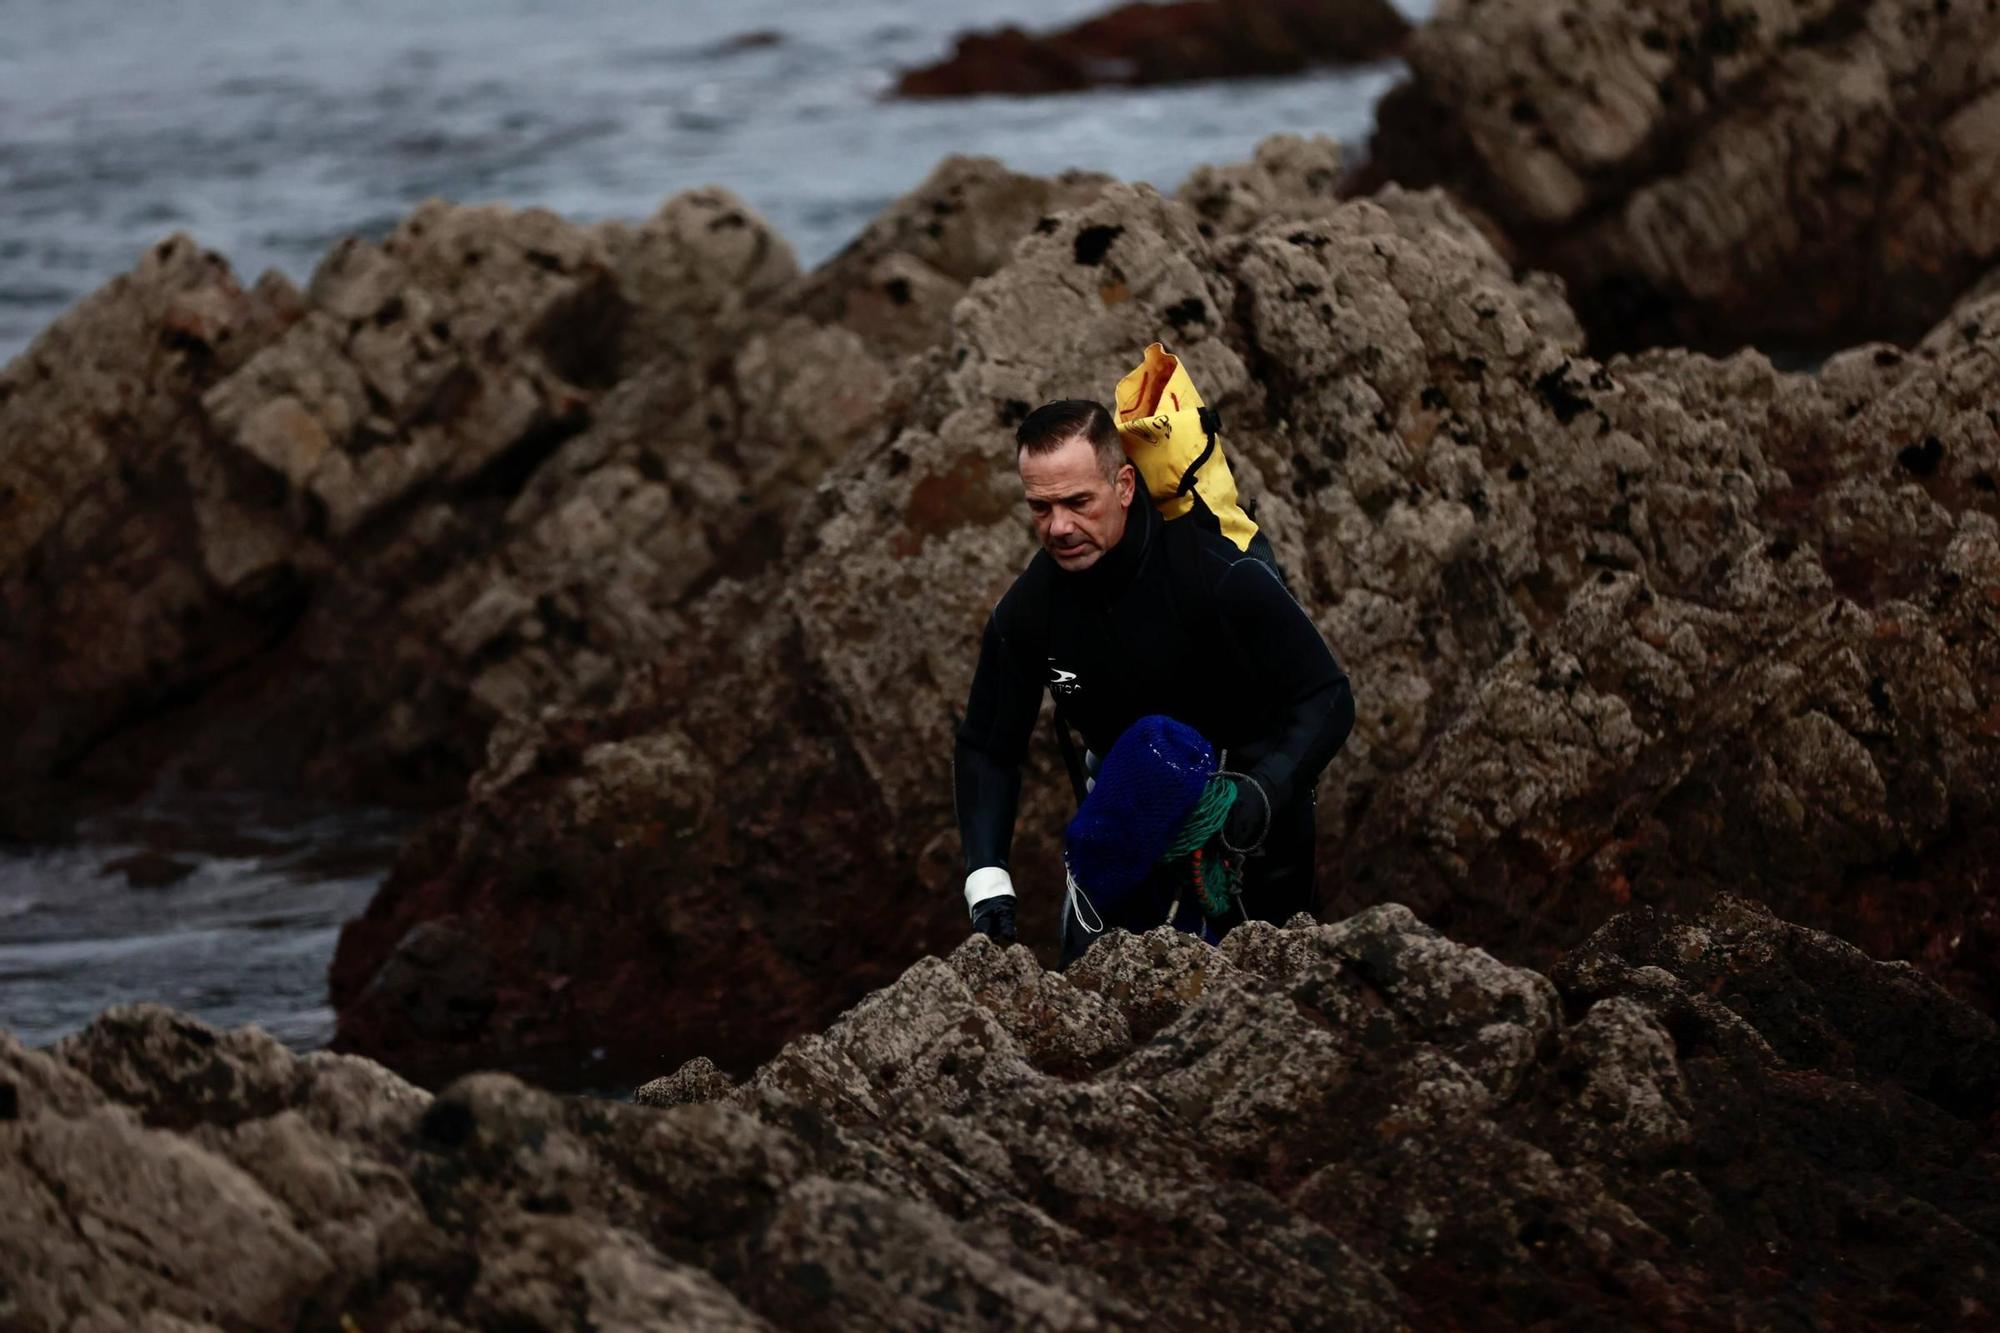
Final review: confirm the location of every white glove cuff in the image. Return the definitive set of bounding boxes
[964,866,1016,915]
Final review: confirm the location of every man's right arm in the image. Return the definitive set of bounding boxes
[953,596,1044,930]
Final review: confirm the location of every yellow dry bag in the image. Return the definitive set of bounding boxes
[1112,343,1259,553]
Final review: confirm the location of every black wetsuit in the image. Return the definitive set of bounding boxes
[954,496,1354,962]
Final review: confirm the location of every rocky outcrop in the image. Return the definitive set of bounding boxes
[9,901,1999,1328]
[0,192,803,811]
[784,155,1116,358]
[328,167,1998,1089]
[0,237,304,817]
[896,0,1409,98]
[1,161,1108,818]
[1359,0,2000,353]
[7,126,1997,1098]
[1175,133,1348,239]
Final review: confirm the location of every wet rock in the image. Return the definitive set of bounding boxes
[1362,0,2000,352]
[342,917,498,1060]
[896,0,1409,98]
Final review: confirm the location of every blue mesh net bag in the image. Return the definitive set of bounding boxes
[1063,714,1215,922]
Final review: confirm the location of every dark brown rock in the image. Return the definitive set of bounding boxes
[896,0,1409,98]
[0,235,299,802]
[1359,0,2000,353]
[331,172,1997,1092]
[12,902,1997,1328]
[0,194,804,810]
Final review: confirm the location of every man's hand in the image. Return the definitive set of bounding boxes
[1221,773,1273,854]
[971,895,1018,945]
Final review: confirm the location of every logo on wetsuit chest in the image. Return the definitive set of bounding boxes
[1047,660,1082,698]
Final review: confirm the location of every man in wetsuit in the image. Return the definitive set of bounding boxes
[954,399,1354,963]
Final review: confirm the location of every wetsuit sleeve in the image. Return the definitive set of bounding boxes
[1215,559,1354,815]
[953,594,1044,912]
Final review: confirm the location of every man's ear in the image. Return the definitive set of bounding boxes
[1117,461,1137,506]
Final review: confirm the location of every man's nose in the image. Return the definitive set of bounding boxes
[1048,510,1075,536]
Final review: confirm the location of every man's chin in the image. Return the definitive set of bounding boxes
[1050,545,1100,570]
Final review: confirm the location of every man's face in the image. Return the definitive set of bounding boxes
[1018,433,1135,572]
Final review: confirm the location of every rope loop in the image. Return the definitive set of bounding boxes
[1213,769,1271,855]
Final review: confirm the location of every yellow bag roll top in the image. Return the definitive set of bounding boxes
[1112,343,1259,553]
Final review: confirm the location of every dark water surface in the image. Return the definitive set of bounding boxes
[0,788,411,1049]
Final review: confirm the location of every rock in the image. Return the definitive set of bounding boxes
[1176,133,1346,239]
[7,903,2000,1327]
[0,1031,107,1120]
[947,934,1132,1076]
[1361,0,2000,352]
[2,1106,335,1329]
[0,188,820,813]
[1066,925,1239,1043]
[464,1218,773,1331]
[53,1004,302,1132]
[8,120,1998,1114]
[896,0,1409,98]
[600,185,800,369]
[783,155,1114,358]
[745,1177,1105,1331]
[1269,903,1562,1098]
[1545,997,1694,1165]
[0,234,297,795]
[335,170,1996,1092]
[633,1056,735,1108]
[1557,895,2000,1117]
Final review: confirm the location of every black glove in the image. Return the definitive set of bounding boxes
[1221,773,1274,855]
[970,895,1018,945]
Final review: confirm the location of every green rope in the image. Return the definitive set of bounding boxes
[1160,777,1242,917]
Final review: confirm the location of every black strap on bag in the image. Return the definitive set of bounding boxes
[1051,701,1090,806]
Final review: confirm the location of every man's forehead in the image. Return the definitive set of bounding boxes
[1018,437,1108,493]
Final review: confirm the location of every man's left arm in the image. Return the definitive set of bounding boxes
[1215,559,1355,847]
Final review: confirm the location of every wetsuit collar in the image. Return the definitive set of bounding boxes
[1067,492,1155,598]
